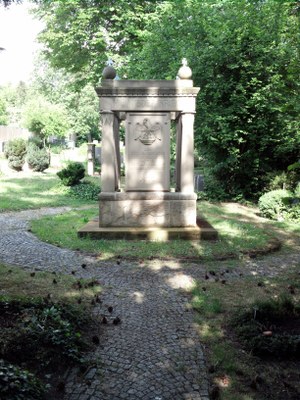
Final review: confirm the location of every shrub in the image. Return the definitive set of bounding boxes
[258,189,292,220]
[0,360,45,400]
[4,139,27,171]
[69,181,100,201]
[26,143,50,172]
[284,199,300,222]
[265,171,288,191]
[53,180,100,201]
[57,162,85,186]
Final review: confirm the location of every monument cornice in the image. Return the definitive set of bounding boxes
[96,88,200,97]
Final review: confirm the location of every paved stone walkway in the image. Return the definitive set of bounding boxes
[0,208,210,400]
[1,208,300,399]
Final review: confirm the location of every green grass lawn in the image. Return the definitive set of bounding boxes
[0,172,99,211]
[30,203,279,261]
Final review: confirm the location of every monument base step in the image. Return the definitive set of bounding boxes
[78,218,218,241]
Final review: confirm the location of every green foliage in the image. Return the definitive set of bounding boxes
[23,97,70,140]
[265,171,288,191]
[32,59,100,144]
[0,96,8,125]
[26,143,50,172]
[128,0,300,200]
[22,303,84,363]
[232,296,300,358]
[57,161,85,186]
[197,168,230,201]
[0,82,31,126]
[0,298,90,390]
[67,84,100,144]
[285,202,300,222]
[0,359,45,400]
[33,0,162,86]
[259,188,300,222]
[4,138,27,171]
[54,180,100,201]
[258,189,292,220]
[287,161,300,190]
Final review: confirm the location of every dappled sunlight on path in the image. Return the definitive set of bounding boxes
[1,207,299,399]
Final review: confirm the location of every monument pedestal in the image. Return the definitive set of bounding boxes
[99,192,197,227]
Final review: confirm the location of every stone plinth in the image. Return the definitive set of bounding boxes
[78,217,218,241]
[99,192,197,227]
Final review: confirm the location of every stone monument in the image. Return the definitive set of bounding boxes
[78,59,218,240]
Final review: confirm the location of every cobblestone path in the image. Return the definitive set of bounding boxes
[0,207,89,272]
[0,208,210,400]
[1,208,300,399]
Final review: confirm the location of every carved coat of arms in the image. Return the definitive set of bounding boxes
[135,118,162,145]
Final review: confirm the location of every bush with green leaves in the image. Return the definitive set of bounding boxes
[54,180,100,201]
[0,360,46,400]
[68,181,100,201]
[259,188,300,221]
[4,138,27,171]
[57,162,85,186]
[285,199,300,222]
[258,189,292,220]
[26,143,50,172]
[0,298,88,367]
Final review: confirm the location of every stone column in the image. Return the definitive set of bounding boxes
[177,112,195,193]
[113,114,121,191]
[101,111,116,192]
[175,114,182,192]
[87,143,95,176]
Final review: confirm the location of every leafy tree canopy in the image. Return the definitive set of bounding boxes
[128,0,300,199]
[23,96,70,140]
[32,57,100,144]
[33,0,162,86]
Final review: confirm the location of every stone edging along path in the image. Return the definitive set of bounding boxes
[1,207,300,400]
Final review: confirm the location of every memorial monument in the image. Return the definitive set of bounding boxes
[78,60,217,240]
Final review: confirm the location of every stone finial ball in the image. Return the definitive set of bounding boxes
[177,58,192,79]
[102,65,117,79]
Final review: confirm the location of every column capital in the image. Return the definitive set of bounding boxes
[100,110,115,115]
[179,111,196,116]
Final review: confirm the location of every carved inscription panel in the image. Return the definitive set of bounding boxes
[125,113,170,191]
